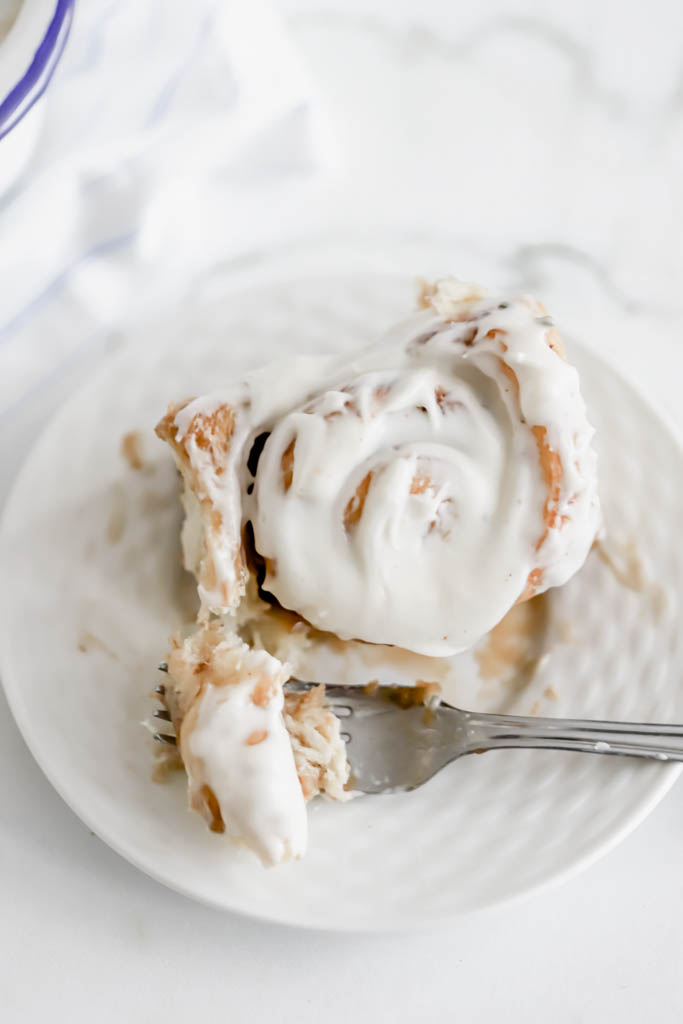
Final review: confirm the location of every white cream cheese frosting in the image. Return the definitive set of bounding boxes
[165,279,600,656]
[171,630,307,866]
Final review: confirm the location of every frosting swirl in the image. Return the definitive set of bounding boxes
[159,279,600,657]
[246,286,599,654]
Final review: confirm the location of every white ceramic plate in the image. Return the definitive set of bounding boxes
[1,273,682,931]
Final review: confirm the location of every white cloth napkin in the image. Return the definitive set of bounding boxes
[0,0,333,420]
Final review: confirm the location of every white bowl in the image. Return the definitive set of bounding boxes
[0,0,74,195]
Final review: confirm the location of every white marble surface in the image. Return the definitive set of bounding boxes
[2,1,683,1020]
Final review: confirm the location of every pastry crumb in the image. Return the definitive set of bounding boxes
[106,482,126,544]
[77,631,119,660]
[121,430,145,470]
[389,680,442,709]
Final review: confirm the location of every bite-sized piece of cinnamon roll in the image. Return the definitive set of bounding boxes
[163,623,349,866]
[154,277,600,861]
[283,685,351,802]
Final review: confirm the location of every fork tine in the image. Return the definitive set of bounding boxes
[288,680,446,708]
[316,684,362,700]
[287,680,365,700]
[284,680,316,693]
[285,680,358,716]
[153,732,177,746]
[152,666,175,745]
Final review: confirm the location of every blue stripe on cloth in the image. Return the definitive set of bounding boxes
[145,10,215,127]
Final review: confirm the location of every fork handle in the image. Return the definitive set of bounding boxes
[463,712,683,762]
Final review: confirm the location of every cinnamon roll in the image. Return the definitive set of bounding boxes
[155,278,600,863]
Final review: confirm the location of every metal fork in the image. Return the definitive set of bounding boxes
[152,673,683,793]
[286,682,683,793]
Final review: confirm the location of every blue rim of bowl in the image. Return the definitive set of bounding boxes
[0,0,75,142]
